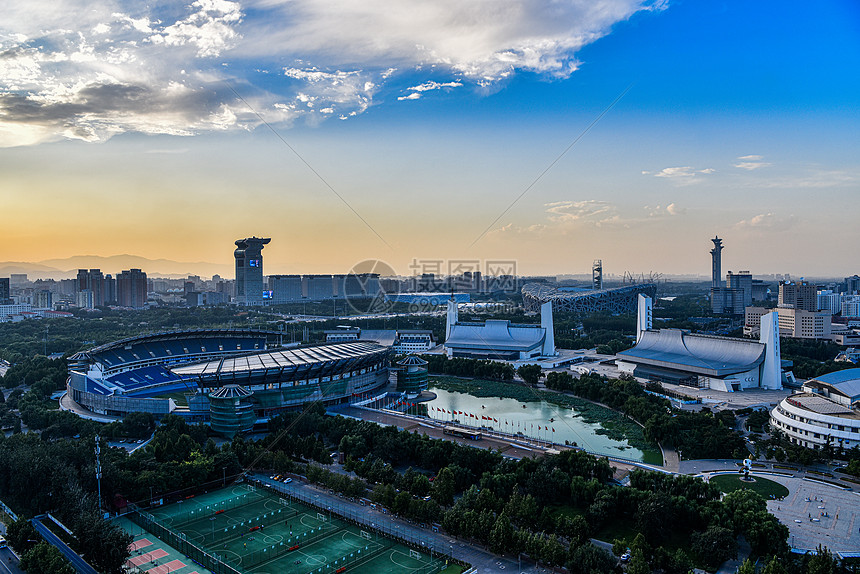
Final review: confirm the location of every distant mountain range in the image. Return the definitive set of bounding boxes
[0,255,232,280]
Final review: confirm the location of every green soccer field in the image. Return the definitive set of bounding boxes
[127,484,450,574]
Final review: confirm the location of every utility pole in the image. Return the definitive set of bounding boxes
[95,435,102,512]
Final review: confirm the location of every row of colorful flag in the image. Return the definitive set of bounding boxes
[429,406,555,432]
[350,393,556,432]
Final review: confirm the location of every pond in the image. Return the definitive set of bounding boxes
[425,386,662,464]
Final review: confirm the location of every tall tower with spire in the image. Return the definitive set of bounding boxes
[710,236,724,289]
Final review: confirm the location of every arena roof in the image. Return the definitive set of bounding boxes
[169,341,391,387]
[807,368,860,401]
[522,282,657,314]
[616,329,765,377]
[445,320,545,352]
[79,329,277,355]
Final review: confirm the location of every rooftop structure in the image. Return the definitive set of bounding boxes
[234,237,270,306]
[444,297,554,360]
[617,295,784,392]
[521,282,657,314]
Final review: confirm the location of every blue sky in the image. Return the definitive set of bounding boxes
[1,0,858,277]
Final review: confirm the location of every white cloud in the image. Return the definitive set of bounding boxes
[734,154,771,170]
[734,212,796,230]
[648,166,715,185]
[646,203,685,217]
[0,0,665,146]
[398,80,462,101]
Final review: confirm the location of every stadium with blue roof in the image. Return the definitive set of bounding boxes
[64,329,392,436]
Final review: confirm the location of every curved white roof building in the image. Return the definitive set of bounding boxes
[770,368,860,450]
[616,295,784,392]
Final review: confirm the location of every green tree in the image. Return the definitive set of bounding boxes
[762,555,788,574]
[517,364,543,386]
[19,541,75,574]
[431,467,456,506]
[489,514,514,554]
[691,526,737,566]
[738,558,756,574]
[807,546,835,574]
[627,548,650,574]
[566,543,616,574]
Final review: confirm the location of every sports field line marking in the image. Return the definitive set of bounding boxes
[146,558,186,574]
[389,549,430,571]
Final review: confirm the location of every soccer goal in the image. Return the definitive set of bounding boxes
[279,498,289,506]
[409,549,421,561]
[317,513,327,522]
[360,530,372,540]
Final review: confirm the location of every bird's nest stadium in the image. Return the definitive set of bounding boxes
[65,329,393,437]
[521,282,658,314]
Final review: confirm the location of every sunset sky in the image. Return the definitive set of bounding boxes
[1,0,858,278]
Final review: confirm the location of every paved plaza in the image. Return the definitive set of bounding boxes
[765,476,860,555]
[698,471,860,555]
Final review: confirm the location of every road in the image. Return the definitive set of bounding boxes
[31,516,98,574]
[0,548,24,574]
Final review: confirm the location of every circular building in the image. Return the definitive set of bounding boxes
[209,385,256,439]
[394,355,429,396]
[770,369,860,450]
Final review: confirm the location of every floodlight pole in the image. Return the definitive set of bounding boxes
[95,435,102,511]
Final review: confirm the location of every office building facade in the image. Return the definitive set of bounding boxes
[779,280,818,312]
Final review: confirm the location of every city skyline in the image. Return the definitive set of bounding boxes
[1,0,858,277]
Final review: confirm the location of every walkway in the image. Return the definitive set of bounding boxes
[31,515,98,574]
[684,460,860,555]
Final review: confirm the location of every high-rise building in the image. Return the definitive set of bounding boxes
[234,237,270,306]
[104,274,117,305]
[35,290,53,309]
[77,289,94,309]
[845,275,860,294]
[817,290,842,315]
[727,271,753,308]
[0,278,10,304]
[9,274,28,286]
[117,269,147,308]
[843,296,860,318]
[779,280,818,312]
[76,269,105,307]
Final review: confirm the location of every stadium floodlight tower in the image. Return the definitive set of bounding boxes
[235,237,271,306]
[710,236,724,289]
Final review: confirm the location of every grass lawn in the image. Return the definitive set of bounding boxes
[709,474,789,499]
[439,566,467,574]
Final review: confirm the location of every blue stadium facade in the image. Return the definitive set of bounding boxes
[66,329,392,433]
